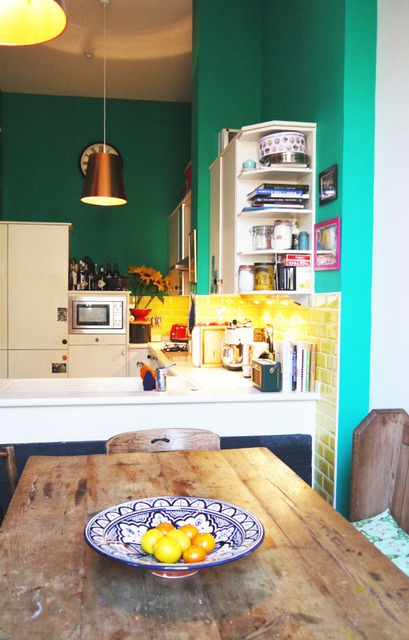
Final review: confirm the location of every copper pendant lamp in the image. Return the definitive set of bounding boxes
[81,0,127,207]
[0,0,67,46]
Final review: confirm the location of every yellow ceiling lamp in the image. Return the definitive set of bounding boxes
[0,0,67,46]
[81,0,127,207]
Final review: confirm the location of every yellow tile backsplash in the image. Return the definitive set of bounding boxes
[135,291,340,505]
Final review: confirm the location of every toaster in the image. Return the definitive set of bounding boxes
[170,324,188,341]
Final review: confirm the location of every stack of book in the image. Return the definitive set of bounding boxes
[243,183,309,211]
[275,340,317,392]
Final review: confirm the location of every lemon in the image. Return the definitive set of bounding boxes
[167,528,191,552]
[153,535,183,563]
[141,528,164,554]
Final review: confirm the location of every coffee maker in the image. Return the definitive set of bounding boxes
[221,321,254,371]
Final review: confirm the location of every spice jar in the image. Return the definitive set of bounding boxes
[238,265,255,292]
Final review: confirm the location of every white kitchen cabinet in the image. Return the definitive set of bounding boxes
[0,225,7,354]
[209,120,316,298]
[128,347,151,377]
[68,334,127,377]
[0,352,7,378]
[8,350,68,378]
[0,222,71,378]
[167,191,190,295]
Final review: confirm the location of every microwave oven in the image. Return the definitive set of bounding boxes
[69,294,127,334]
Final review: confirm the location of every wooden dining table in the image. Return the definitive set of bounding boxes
[0,447,408,639]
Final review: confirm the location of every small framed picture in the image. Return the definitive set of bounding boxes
[319,164,338,204]
[188,229,197,283]
[314,217,341,271]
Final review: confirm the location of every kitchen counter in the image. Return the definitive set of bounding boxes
[0,343,318,444]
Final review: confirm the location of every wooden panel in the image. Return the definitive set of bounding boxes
[391,423,409,533]
[349,408,408,521]
[106,428,220,453]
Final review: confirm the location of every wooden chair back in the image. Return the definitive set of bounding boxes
[0,446,18,523]
[105,428,221,454]
[390,422,409,533]
[350,409,409,527]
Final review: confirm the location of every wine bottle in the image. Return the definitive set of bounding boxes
[97,266,106,290]
[105,263,113,290]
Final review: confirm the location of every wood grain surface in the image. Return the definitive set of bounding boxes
[0,448,408,639]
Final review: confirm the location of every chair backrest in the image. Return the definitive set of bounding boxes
[391,422,409,533]
[0,446,18,498]
[105,428,220,454]
[350,409,409,522]
[0,445,18,523]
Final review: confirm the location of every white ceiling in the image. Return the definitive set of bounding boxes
[0,0,192,103]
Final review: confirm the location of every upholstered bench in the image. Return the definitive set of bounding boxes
[350,409,409,577]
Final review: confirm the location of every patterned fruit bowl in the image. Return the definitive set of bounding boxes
[84,495,264,578]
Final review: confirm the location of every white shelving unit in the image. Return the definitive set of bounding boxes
[209,120,316,299]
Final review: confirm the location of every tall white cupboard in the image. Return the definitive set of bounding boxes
[0,222,71,378]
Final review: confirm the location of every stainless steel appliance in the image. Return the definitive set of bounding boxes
[69,293,127,334]
[221,323,254,371]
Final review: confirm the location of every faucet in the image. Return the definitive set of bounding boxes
[155,363,176,391]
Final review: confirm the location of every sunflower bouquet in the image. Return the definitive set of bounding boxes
[128,265,170,308]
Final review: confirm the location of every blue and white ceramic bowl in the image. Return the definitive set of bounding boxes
[84,495,264,578]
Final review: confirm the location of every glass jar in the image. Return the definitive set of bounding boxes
[254,262,275,290]
[273,220,292,251]
[249,225,274,251]
[238,265,255,292]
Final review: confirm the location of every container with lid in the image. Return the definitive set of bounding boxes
[254,262,275,291]
[238,265,255,292]
[249,225,274,251]
[273,220,292,251]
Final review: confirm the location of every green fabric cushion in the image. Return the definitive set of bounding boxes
[353,509,409,576]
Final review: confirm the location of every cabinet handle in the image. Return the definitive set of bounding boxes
[121,351,126,356]
[62,355,67,361]
[62,339,67,345]
[95,337,99,343]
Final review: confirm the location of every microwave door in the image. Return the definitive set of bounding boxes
[77,304,110,327]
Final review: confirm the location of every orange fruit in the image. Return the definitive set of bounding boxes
[179,523,199,540]
[182,544,207,564]
[192,532,216,554]
[153,536,183,563]
[156,521,175,533]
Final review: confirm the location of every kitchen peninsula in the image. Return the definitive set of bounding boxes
[0,349,318,444]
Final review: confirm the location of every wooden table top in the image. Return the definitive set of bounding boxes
[0,448,408,639]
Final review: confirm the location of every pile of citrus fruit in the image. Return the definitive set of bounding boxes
[141,521,216,564]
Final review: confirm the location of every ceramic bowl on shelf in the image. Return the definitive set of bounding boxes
[84,495,264,579]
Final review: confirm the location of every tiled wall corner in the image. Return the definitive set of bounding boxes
[143,292,340,505]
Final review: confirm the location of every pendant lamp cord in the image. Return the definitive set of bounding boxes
[101,0,108,153]
[103,0,107,151]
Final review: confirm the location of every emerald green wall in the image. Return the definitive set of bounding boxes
[193,0,377,515]
[263,0,376,514]
[262,0,377,516]
[1,93,191,276]
[192,0,264,293]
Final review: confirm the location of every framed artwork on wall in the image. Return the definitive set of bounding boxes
[319,164,338,204]
[314,217,341,271]
[188,229,197,283]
